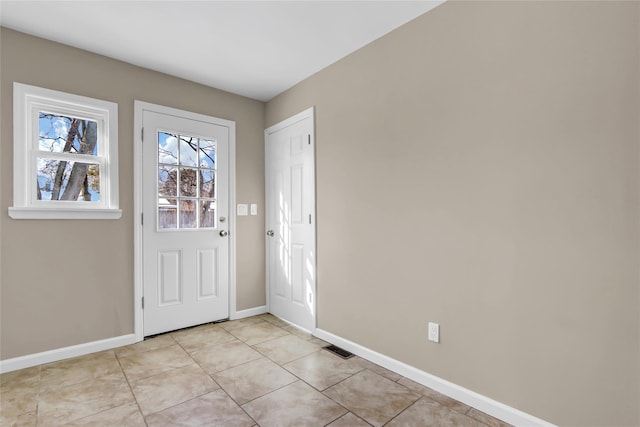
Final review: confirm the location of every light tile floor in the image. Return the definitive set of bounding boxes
[0,314,513,426]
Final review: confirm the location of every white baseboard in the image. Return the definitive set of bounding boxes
[232,305,268,320]
[2,305,272,373]
[0,333,138,374]
[313,328,556,427]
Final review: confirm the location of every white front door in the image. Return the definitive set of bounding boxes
[141,105,233,336]
[265,107,316,332]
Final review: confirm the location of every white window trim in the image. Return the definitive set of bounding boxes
[9,83,121,219]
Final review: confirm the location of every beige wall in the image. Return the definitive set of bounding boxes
[0,28,266,360]
[266,2,640,426]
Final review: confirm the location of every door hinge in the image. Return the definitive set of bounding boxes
[142,297,144,309]
[141,213,144,225]
[308,134,311,145]
[309,214,312,224]
[141,127,144,142]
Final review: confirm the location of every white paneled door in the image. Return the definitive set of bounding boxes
[265,107,316,332]
[141,106,233,336]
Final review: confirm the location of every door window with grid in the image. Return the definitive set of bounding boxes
[157,131,216,230]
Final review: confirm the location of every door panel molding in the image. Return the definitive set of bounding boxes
[197,247,219,300]
[134,101,237,341]
[158,249,182,306]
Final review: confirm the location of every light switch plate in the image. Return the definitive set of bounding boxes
[237,204,248,216]
[428,322,440,343]
[250,204,257,215]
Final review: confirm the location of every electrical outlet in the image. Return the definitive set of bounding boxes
[428,322,440,343]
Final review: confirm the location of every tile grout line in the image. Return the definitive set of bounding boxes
[374,391,496,427]
[209,376,260,426]
[229,328,291,347]
[323,412,374,427]
[6,315,509,427]
[378,394,425,427]
[250,341,323,366]
[261,336,370,398]
[38,352,127,425]
[223,319,270,334]
[34,365,43,426]
[319,366,375,394]
[318,368,429,427]
[208,354,270,377]
[113,350,149,427]
[126,328,255,424]
[393,376,483,418]
[320,409,352,427]
[174,331,262,425]
[236,377,300,408]
[261,343,376,425]
[275,351,335,393]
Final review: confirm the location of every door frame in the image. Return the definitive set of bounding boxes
[133,101,237,341]
[264,106,317,332]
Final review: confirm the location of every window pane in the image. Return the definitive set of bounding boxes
[158,166,177,197]
[158,132,178,165]
[155,130,217,230]
[159,207,177,229]
[199,170,215,198]
[199,139,216,169]
[179,136,198,166]
[180,199,197,228]
[179,168,197,197]
[37,158,100,202]
[39,113,98,156]
[200,200,215,228]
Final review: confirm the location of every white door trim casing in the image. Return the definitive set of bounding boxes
[264,106,317,331]
[134,101,237,342]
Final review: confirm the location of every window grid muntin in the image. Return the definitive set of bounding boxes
[157,130,216,231]
[30,108,109,206]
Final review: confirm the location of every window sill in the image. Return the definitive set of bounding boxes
[8,207,122,220]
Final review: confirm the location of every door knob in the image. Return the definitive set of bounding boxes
[266,230,274,237]
[219,230,228,237]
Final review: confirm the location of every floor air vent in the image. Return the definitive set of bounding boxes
[323,344,355,359]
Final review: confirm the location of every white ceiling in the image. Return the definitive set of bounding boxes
[0,1,443,101]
